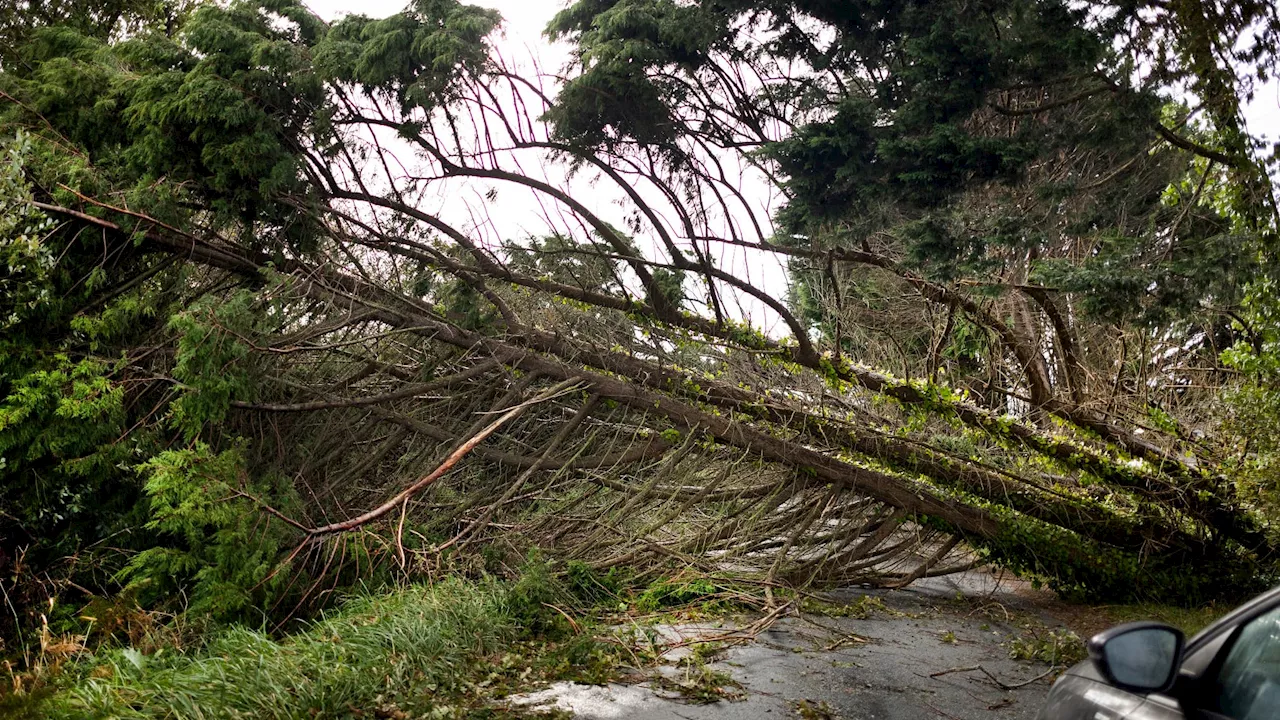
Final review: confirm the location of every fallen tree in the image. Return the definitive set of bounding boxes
[2,0,1278,638]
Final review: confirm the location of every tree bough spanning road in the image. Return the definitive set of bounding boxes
[3,0,1279,630]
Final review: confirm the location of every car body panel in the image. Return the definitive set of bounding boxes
[1037,673,1150,720]
[1128,693,1188,720]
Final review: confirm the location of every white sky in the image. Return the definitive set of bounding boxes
[302,0,1280,336]
[306,0,797,334]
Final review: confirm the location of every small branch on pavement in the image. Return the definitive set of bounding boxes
[928,664,1059,690]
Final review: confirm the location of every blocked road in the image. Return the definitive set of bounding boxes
[514,571,1064,719]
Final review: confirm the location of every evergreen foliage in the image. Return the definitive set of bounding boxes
[119,443,301,621]
[1223,277,1280,534]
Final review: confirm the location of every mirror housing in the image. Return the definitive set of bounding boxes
[1089,622,1185,694]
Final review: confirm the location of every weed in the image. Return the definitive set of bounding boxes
[801,594,887,619]
[633,576,723,614]
[1009,627,1086,666]
[506,551,576,638]
[689,640,727,664]
[794,698,839,719]
[659,652,745,703]
[565,561,629,608]
[529,633,624,686]
[940,630,958,644]
[1,603,105,707]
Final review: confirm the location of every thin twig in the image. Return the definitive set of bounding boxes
[928,664,1059,690]
[305,379,583,537]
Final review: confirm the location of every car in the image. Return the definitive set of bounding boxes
[1037,584,1280,719]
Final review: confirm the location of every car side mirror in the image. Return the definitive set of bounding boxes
[1089,622,1185,694]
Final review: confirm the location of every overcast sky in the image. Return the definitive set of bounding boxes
[305,0,798,333]
[302,0,1280,335]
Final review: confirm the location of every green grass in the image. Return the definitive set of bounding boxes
[13,577,609,720]
[1103,602,1228,636]
[7,561,777,720]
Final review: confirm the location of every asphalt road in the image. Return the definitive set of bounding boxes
[514,571,1062,720]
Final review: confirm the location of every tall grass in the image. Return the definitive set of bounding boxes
[26,578,520,719]
[1105,602,1228,636]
